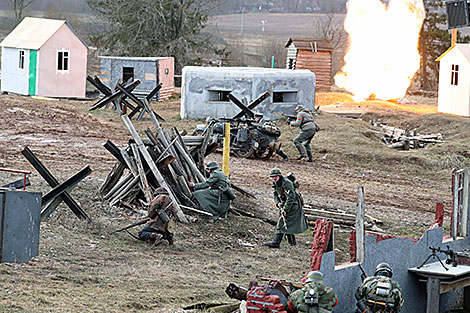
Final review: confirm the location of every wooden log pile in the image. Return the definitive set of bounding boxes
[303,203,383,230]
[370,121,443,150]
[99,97,218,223]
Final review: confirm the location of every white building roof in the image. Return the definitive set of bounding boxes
[436,44,470,63]
[0,17,86,50]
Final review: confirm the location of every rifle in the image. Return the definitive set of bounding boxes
[256,275,305,290]
[280,209,287,230]
[429,245,470,267]
[282,113,297,120]
[111,218,149,234]
[358,264,368,281]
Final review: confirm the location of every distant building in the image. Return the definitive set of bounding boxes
[98,56,174,100]
[436,44,470,117]
[181,66,315,119]
[285,37,333,91]
[0,17,88,98]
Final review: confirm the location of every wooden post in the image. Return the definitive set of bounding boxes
[463,169,469,237]
[356,186,365,264]
[121,114,188,223]
[452,28,457,46]
[222,123,230,176]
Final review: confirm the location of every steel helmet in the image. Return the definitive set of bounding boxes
[306,271,324,283]
[153,187,168,196]
[295,105,305,112]
[270,168,282,177]
[374,262,393,278]
[206,161,219,170]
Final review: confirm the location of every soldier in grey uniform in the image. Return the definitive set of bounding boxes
[254,112,289,161]
[289,105,317,162]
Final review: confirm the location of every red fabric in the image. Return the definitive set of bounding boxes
[246,286,288,313]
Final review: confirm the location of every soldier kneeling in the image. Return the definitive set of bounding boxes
[138,187,177,247]
[286,271,337,313]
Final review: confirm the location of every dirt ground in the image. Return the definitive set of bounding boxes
[1,91,470,312]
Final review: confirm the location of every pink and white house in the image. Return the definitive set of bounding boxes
[0,17,88,98]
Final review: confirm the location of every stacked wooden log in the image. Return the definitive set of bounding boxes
[370,121,443,150]
[303,203,383,230]
[100,99,218,223]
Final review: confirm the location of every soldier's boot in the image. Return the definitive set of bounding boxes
[152,233,164,247]
[264,233,283,248]
[306,150,313,162]
[165,232,174,245]
[295,145,307,160]
[277,150,289,161]
[286,234,296,246]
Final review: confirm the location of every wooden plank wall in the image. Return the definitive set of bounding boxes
[295,50,332,90]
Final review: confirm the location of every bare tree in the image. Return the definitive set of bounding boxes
[11,0,34,21]
[314,13,346,49]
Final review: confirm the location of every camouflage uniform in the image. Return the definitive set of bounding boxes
[355,276,404,313]
[287,281,338,313]
[138,188,177,245]
[290,107,316,161]
[193,165,233,220]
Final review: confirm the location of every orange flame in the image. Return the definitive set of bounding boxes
[334,0,425,101]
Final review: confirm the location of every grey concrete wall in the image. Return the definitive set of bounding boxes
[320,226,470,313]
[99,58,159,93]
[181,66,316,119]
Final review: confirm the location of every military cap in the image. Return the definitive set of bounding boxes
[270,168,282,177]
[306,271,324,283]
[206,161,219,170]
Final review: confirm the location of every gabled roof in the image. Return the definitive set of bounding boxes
[0,17,87,50]
[285,37,333,51]
[436,43,470,62]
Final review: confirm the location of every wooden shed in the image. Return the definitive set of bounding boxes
[0,17,88,98]
[285,38,333,90]
[436,43,470,117]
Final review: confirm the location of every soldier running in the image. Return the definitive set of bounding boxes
[138,187,177,247]
[286,271,338,313]
[289,105,317,162]
[355,263,404,313]
[264,168,307,248]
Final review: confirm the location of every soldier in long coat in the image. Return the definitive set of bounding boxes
[190,161,233,220]
[286,271,338,313]
[355,263,404,313]
[264,168,307,248]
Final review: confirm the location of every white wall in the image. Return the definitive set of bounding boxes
[1,47,30,95]
[438,48,470,117]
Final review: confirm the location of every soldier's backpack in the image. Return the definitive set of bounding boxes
[285,172,304,207]
[365,277,395,312]
[246,281,289,313]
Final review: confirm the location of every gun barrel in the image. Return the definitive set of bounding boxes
[255,276,304,289]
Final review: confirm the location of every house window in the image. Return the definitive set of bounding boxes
[57,51,69,71]
[273,91,297,103]
[123,67,134,83]
[208,90,231,101]
[451,64,459,86]
[19,50,25,69]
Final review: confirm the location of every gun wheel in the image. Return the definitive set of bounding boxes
[254,149,273,160]
[234,146,255,158]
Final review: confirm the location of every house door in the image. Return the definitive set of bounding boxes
[122,67,134,83]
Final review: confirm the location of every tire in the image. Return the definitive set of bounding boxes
[254,148,274,160]
[234,144,255,158]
